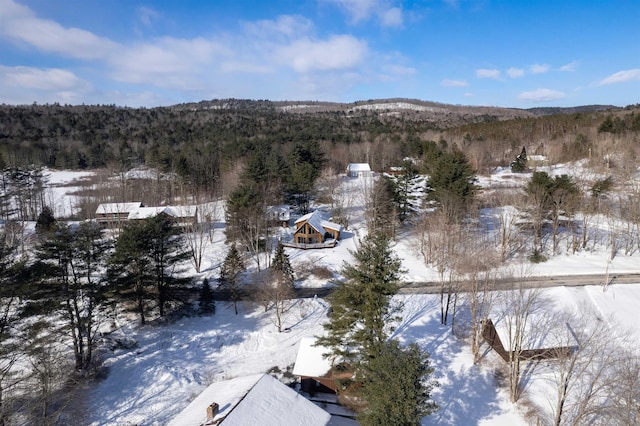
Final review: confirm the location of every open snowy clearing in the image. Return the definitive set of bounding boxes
[81,283,640,426]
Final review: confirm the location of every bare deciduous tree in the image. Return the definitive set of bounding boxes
[457,235,499,363]
[415,210,464,326]
[182,202,219,273]
[251,271,296,333]
[498,268,543,403]
[542,308,636,426]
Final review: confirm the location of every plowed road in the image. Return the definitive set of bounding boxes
[292,273,640,298]
[397,273,640,294]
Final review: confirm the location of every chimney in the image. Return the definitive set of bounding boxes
[207,402,219,420]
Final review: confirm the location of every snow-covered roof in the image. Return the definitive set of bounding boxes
[96,202,142,215]
[167,373,330,426]
[295,211,342,234]
[346,163,371,172]
[127,205,197,220]
[166,205,198,218]
[492,316,576,352]
[292,337,332,378]
[267,205,290,221]
[128,206,171,220]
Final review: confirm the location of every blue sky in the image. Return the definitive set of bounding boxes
[0,0,638,107]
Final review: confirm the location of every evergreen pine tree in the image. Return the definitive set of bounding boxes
[35,206,56,236]
[31,222,109,370]
[219,244,245,314]
[358,340,438,426]
[317,233,404,365]
[425,149,477,223]
[511,147,528,173]
[109,215,190,323]
[367,176,397,238]
[144,214,191,317]
[271,241,294,288]
[199,278,215,315]
[108,220,153,324]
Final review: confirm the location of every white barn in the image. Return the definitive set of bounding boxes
[346,163,372,177]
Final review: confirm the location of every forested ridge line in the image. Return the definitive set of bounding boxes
[0,99,637,193]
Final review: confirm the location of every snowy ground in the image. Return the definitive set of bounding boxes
[32,168,640,425]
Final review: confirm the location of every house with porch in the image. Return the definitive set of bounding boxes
[292,210,342,248]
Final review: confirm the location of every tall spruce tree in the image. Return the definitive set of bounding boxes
[35,206,56,236]
[108,220,153,324]
[510,147,528,173]
[358,340,438,426]
[199,278,215,315]
[317,233,404,365]
[219,244,246,314]
[271,241,294,288]
[145,214,191,317]
[425,149,477,223]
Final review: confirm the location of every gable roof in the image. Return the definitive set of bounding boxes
[95,202,142,215]
[294,211,342,234]
[347,163,371,172]
[167,373,330,426]
[292,337,332,378]
[127,205,198,221]
[127,206,172,220]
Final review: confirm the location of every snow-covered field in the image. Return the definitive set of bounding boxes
[32,168,640,425]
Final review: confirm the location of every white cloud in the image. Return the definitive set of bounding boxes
[559,61,579,72]
[383,64,416,75]
[0,0,403,104]
[598,69,640,85]
[441,79,468,87]
[277,35,368,73]
[323,0,403,27]
[246,15,314,40]
[137,6,160,28]
[379,7,403,27]
[464,92,473,97]
[0,65,92,105]
[322,0,378,22]
[0,0,118,60]
[506,67,524,78]
[0,66,89,90]
[530,63,550,74]
[518,88,566,102]
[476,68,501,79]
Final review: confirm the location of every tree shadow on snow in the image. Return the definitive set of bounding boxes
[390,295,507,425]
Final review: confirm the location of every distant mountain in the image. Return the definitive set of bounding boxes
[525,105,619,116]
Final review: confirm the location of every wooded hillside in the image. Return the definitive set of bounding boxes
[1,100,638,197]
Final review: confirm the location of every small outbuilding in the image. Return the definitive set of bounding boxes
[293,337,340,394]
[482,318,576,362]
[346,163,372,178]
[266,205,291,227]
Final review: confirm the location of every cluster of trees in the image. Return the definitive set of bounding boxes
[0,210,199,424]
[318,234,438,425]
[223,137,326,274]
